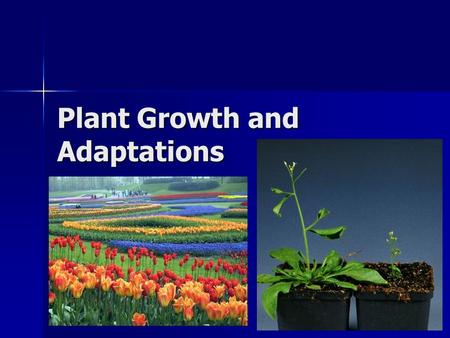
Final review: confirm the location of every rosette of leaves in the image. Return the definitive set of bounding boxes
[257,162,387,319]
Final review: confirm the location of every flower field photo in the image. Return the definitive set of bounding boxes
[49,176,248,326]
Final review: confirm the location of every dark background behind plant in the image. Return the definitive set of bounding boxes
[257,139,442,330]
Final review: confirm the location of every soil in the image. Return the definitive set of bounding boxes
[357,262,434,301]
[285,285,351,301]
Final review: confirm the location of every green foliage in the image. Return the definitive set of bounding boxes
[49,224,247,243]
[168,180,220,191]
[261,282,292,320]
[258,250,387,319]
[229,203,248,209]
[269,248,303,270]
[271,194,292,217]
[386,230,402,279]
[308,226,346,239]
[221,209,248,219]
[258,161,388,319]
[49,207,170,223]
[70,216,241,228]
[269,161,348,267]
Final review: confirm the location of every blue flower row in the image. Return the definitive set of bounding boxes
[154,197,247,204]
[156,205,226,216]
[108,240,248,256]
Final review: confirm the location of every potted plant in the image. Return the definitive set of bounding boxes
[257,161,388,330]
[355,231,434,330]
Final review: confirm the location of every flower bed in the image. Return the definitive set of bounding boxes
[49,224,247,243]
[49,204,162,219]
[62,219,247,236]
[62,215,246,228]
[218,195,248,200]
[221,208,248,219]
[109,241,248,256]
[155,197,247,204]
[157,205,225,217]
[50,236,248,278]
[49,259,247,326]
[151,192,228,200]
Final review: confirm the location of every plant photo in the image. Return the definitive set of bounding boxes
[258,161,386,330]
[257,139,442,330]
[48,176,248,326]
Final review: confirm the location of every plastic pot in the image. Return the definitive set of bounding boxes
[355,291,433,330]
[277,289,351,330]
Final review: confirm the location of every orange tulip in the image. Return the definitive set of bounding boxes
[70,280,85,298]
[240,313,248,326]
[54,272,70,292]
[205,302,229,321]
[143,280,157,296]
[214,285,226,299]
[130,273,145,287]
[83,272,97,289]
[173,297,184,313]
[131,284,143,300]
[113,279,133,297]
[100,276,112,292]
[73,265,87,278]
[228,297,247,319]
[132,312,147,326]
[172,297,195,321]
[234,284,247,301]
[194,291,210,310]
[49,292,56,304]
[166,283,177,298]
[180,283,198,300]
[94,266,106,279]
[157,283,176,307]
[183,297,195,321]
[49,266,58,281]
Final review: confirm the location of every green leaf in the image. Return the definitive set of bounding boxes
[321,250,342,273]
[335,267,388,285]
[311,259,318,272]
[292,280,307,287]
[309,226,346,239]
[272,195,292,217]
[389,264,403,279]
[262,282,292,320]
[341,261,364,270]
[317,208,330,220]
[271,187,292,195]
[270,247,302,270]
[323,277,357,290]
[257,274,283,284]
[306,284,321,290]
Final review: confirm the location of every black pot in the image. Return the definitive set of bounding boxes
[355,291,433,330]
[277,289,351,330]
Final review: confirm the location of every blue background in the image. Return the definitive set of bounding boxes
[1,1,449,337]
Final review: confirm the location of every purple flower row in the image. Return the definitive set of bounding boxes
[108,240,247,256]
[156,205,226,216]
[154,197,247,204]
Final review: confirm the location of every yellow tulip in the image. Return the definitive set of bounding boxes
[100,276,112,292]
[70,280,85,298]
[157,283,176,307]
